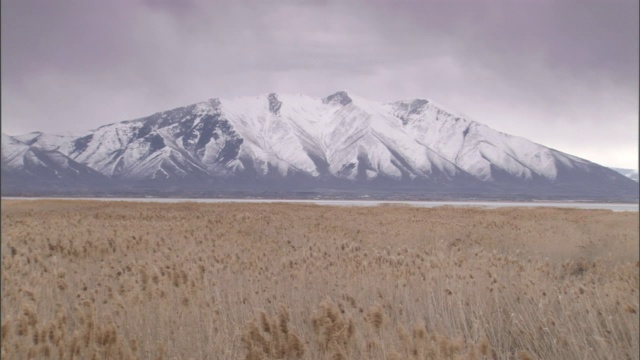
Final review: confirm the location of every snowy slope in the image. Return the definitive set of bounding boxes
[1,133,109,187]
[385,99,592,182]
[2,133,31,169]
[219,92,465,181]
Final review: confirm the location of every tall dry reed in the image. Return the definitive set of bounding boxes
[1,199,638,359]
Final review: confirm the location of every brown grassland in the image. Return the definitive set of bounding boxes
[1,200,638,359]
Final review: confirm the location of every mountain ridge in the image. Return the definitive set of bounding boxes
[611,168,639,182]
[2,91,637,201]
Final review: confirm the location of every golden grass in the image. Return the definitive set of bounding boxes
[1,199,638,359]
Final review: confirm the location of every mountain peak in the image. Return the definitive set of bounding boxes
[267,93,282,115]
[323,90,352,106]
[207,98,221,107]
[393,98,429,112]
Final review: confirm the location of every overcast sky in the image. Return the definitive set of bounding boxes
[2,0,638,169]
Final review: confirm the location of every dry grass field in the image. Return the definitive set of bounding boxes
[1,200,638,360]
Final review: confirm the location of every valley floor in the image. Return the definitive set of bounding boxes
[1,200,638,359]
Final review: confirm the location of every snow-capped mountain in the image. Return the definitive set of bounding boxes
[2,91,638,200]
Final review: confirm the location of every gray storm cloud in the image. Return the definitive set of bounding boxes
[1,0,638,168]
